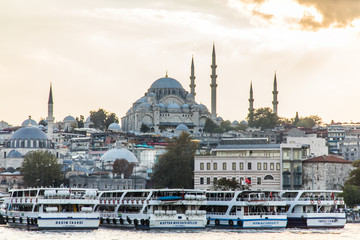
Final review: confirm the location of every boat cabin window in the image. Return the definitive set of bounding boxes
[118,206,142,214]
[98,205,116,212]
[201,205,228,214]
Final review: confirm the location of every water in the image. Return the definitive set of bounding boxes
[1,224,359,240]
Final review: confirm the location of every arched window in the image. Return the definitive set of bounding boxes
[264,175,274,180]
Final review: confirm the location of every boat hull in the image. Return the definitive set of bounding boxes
[287,216,346,228]
[207,215,287,229]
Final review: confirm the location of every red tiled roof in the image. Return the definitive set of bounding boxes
[303,155,352,164]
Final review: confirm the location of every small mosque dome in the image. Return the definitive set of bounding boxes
[150,77,184,89]
[175,124,189,132]
[7,150,22,158]
[100,148,138,163]
[21,119,38,127]
[108,122,121,131]
[240,120,248,125]
[199,104,209,113]
[167,103,181,112]
[217,117,223,122]
[157,103,166,112]
[63,115,76,122]
[137,102,152,111]
[182,104,190,113]
[232,120,239,125]
[148,92,156,98]
[186,93,194,101]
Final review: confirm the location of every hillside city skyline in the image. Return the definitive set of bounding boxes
[1,1,360,125]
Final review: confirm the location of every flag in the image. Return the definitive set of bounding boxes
[331,192,334,200]
[270,192,273,200]
[245,178,251,184]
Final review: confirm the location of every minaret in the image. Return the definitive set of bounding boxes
[46,83,54,139]
[210,43,217,120]
[248,82,254,125]
[189,55,196,98]
[272,72,279,115]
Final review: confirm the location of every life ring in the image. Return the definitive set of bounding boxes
[134,219,139,226]
[113,218,117,224]
[120,218,124,224]
[340,200,344,204]
[310,200,314,205]
[228,220,233,226]
[334,200,337,204]
[145,219,150,226]
[317,200,321,205]
[215,219,220,226]
[140,219,145,225]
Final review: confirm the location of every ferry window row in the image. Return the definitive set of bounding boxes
[199,162,280,171]
[198,175,274,185]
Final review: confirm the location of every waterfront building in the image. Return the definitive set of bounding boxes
[340,129,360,161]
[327,124,345,154]
[302,155,352,190]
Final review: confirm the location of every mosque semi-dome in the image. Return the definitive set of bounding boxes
[100,148,138,163]
[7,150,22,158]
[63,115,76,122]
[175,124,189,132]
[21,119,38,127]
[150,77,184,89]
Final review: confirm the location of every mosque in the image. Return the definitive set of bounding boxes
[121,45,221,133]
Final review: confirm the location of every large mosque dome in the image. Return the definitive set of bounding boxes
[150,77,184,89]
[11,126,48,141]
[100,148,138,163]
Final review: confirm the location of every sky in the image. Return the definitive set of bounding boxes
[1,0,360,126]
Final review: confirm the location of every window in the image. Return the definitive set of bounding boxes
[214,177,217,182]
[207,177,210,185]
[200,163,204,170]
[232,162,236,170]
[213,163,217,170]
[200,178,204,184]
[257,177,261,185]
[264,175,274,180]
[276,163,280,170]
[264,162,268,170]
[240,162,244,170]
[207,163,210,170]
[270,163,274,170]
[257,163,261,170]
[223,162,227,170]
[248,162,252,170]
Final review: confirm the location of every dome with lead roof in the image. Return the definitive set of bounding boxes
[21,119,38,127]
[150,77,184,89]
[100,148,138,163]
[11,126,49,141]
[63,115,76,122]
[108,122,121,131]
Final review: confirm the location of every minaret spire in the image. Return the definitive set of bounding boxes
[189,55,196,98]
[210,43,218,120]
[272,71,279,115]
[46,83,54,139]
[248,82,254,126]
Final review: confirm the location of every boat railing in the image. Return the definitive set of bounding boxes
[206,211,226,215]
[206,197,233,201]
[242,212,287,216]
[298,197,345,202]
[236,197,284,202]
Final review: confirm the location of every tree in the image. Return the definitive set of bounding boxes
[38,119,47,127]
[345,160,360,186]
[90,108,119,130]
[76,115,85,128]
[151,132,197,188]
[220,120,232,132]
[213,178,241,190]
[247,107,278,129]
[293,112,299,126]
[204,118,224,133]
[140,123,150,133]
[21,151,62,187]
[342,185,360,207]
[113,159,135,178]
[295,115,322,128]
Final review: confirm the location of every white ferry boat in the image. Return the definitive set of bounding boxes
[97,189,207,229]
[204,190,287,229]
[280,190,346,228]
[4,188,100,230]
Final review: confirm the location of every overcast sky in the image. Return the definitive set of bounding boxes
[1,0,360,126]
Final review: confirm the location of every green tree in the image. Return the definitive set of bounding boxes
[76,115,85,128]
[214,178,241,190]
[342,185,360,207]
[293,112,299,126]
[204,118,224,133]
[38,119,48,127]
[220,120,232,132]
[113,159,135,178]
[151,132,197,188]
[140,123,150,133]
[21,151,62,187]
[247,107,278,129]
[345,160,360,186]
[90,108,119,130]
[295,115,322,128]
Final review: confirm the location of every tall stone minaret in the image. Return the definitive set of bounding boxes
[210,43,218,120]
[272,72,279,115]
[46,83,54,139]
[189,55,196,98]
[248,81,254,124]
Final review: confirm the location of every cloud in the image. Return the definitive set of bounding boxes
[294,0,360,30]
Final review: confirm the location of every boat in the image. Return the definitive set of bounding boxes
[280,190,346,228]
[204,190,288,229]
[3,187,100,230]
[97,189,207,229]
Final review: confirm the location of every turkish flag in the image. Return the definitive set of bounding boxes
[245,178,251,184]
